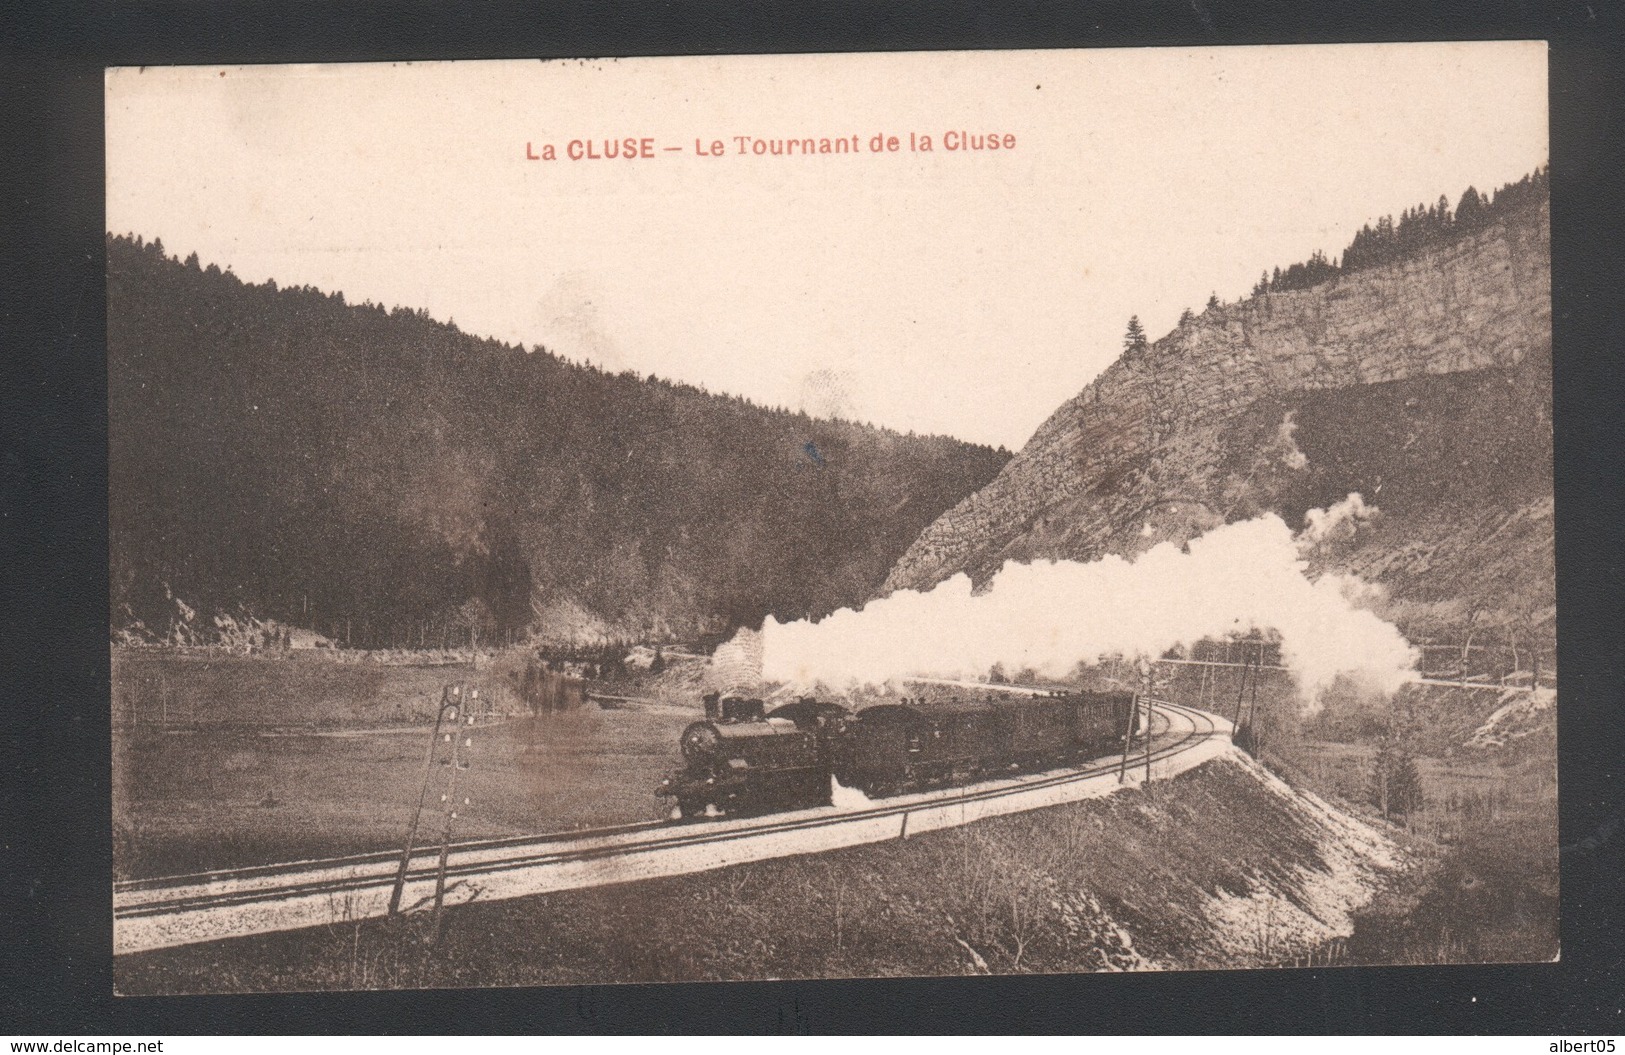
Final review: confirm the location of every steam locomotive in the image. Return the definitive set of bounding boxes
[658,688,1138,819]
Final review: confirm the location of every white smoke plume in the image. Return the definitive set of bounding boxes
[1300,491,1377,547]
[1275,412,1309,470]
[708,625,765,694]
[759,506,1416,703]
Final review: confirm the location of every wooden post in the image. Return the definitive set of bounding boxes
[1246,645,1262,730]
[430,692,476,944]
[389,685,458,917]
[1231,648,1251,734]
[1144,697,1154,784]
[1117,693,1139,783]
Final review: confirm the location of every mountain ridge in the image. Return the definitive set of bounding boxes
[883,195,1551,641]
[108,235,1009,646]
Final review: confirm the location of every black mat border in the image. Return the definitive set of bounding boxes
[4,0,1622,1035]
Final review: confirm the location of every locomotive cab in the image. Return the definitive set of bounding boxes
[703,692,767,722]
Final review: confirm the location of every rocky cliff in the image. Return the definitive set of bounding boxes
[883,200,1552,638]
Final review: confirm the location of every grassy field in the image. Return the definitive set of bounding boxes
[112,649,699,878]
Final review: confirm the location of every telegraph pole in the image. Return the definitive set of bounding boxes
[1245,645,1263,750]
[389,683,479,926]
[1143,666,1155,784]
[1231,643,1252,735]
[429,692,477,946]
[389,684,462,918]
[1117,692,1139,783]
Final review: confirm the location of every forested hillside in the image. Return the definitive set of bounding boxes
[109,236,1008,646]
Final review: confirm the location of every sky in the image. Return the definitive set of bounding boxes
[106,44,1549,450]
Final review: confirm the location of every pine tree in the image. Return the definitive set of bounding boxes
[1206,292,1220,312]
[1370,736,1424,821]
[1123,315,1148,354]
[1178,307,1195,327]
[1456,186,1486,230]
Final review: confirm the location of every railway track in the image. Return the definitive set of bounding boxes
[114,699,1231,955]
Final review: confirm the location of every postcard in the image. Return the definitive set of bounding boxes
[107,44,1552,992]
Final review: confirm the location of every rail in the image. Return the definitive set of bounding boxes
[114,699,1229,955]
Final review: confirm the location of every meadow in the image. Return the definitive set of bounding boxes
[112,649,697,878]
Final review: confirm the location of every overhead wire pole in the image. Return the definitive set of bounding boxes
[1231,643,1253,737]
[1144,667,1154,784]
[1117,692,1139,783]
[430,687,479,945]
[1246,642,1263,752]
[389,684,460,918]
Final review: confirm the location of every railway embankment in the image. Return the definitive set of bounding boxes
[116,743,1409,991]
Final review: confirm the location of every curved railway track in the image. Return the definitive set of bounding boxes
[114,699,1231,955]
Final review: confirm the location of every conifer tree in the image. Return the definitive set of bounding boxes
[1456,186,1486,230]
[1370,737,1424,821]
[1123,315,1148,354]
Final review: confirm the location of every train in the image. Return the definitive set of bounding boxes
[657,688,1139,819]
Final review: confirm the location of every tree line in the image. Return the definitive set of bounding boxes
[1249,165,1548,297]
[1137,166,1549,343]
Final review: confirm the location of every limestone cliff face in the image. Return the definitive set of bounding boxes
[883,202,1551,629]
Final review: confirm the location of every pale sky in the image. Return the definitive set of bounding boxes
[107,44,1548,450]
